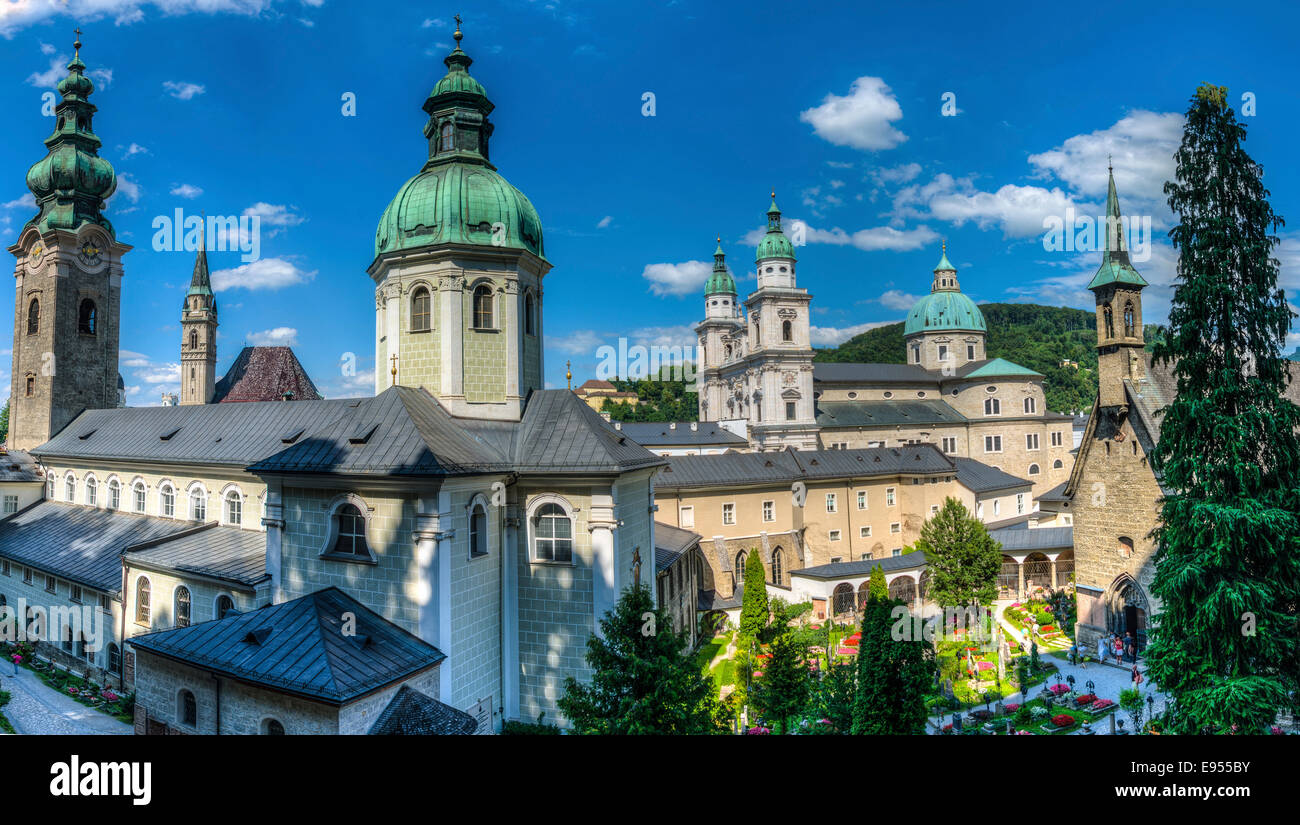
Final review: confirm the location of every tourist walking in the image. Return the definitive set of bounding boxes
[1131,663,1143,687]
[1097,635,1107,664]
[1112,634,1123,666]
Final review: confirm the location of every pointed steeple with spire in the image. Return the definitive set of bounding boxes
[181,246,219,405]
[1088,161,1148,290]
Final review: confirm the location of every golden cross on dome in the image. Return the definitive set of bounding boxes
[390,352,398,380]
[565,360,572,390]
[74,27,82,58]
[454,14,463,44]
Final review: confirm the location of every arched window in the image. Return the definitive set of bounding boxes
[771,547,784,586]
[524,292,536,336]
[410,287,431,332]
[26,298,39,335]
[332,504,369,557]
[262,718,285,735]
[984,398,1000,416]
[1023,397,1036,414]
[469,501,488,557]
[1103,303,1114,339]
[782,320,793,342]
[160,484,175,518]
[179,690,197,727]
[832,583,855,616]
[135,577,151,625]
[108,643,121,673]
[215,594,235,620]
[189,487,206,521]
[108,479,121,509]
[85,477,97,506]
[189,329,198,349]
[532,502,573,562]
[25,374,34,396]
[472,285,493,329]
[133,481,146,513]
[65,474,76,501]
[1028,463,1040,476]
[224,490,242,526]
[78,299,96,334]
[46,472,55,498]
[1123,301,1135,337]
[175,586,191,628]
[735,550,747,574]
[440,121,454,153]
[1053,459,1064,469]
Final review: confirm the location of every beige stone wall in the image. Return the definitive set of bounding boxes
[1070,414,1163,647]
[120,563,266,642]
[0,560,120,681]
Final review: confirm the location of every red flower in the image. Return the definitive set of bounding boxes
[1052,714,1074,728]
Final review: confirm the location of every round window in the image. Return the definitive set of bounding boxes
[848,392,857,399]
[986,385,997,393]
[883,391,893,399]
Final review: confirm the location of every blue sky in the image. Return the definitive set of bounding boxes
[1,0,1298,404]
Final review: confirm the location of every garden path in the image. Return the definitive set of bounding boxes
[0,666,131,735]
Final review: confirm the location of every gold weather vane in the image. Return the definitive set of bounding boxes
[74,27,82,58]
[390,353,398,382]
[565,360,572,390]
[454,14,463,44]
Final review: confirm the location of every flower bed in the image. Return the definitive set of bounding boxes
[1047,683,1071,697]
[1052,714,1075,728]
[1087,698,1115,713]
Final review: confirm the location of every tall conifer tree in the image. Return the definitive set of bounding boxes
[1144,84,1300,734]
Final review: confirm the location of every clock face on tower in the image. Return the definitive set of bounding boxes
[79,240,103,267]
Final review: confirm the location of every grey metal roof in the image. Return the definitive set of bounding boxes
[654,445,955,490]
[128,587,446,704]
[0,501,197,591]
[126,524,268,590]
[34,398,359,467]
[699,588,743,611]
[0,449,44,483]
[816,399,966,427]
[654,521,701,573]
[989,525,1074,552]
[793,550,928,580]
[612,421,748,447]
[249,387,665,478]
[813,363,939,386]
[952,457,1031,493]
[1036,481,1069,502]
[368,685,477,735]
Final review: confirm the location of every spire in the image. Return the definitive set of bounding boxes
[422,16,494,168]
[755,190,796,263]
[1087,165,1148,290]
[188,246,213,296]
[705,236,737,295]
[24,29,117,238]
[766,190,782,232]
[930,242,960,292]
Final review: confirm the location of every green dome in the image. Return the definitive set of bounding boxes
[374,161,545,260]
[754,194,796,263]
[430,48,487,98]
[904,291,986,336]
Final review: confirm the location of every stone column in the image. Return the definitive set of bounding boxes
[504,278,520,404]
[501,502,520,721]
[589,492,618,637]
[1017,558,1025,600]
[260,483,285,603]
[414,493,454,700]
[1047,552,1060,590]
[385,284,400,388]
[440,273,464,400]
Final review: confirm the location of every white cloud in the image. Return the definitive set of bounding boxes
[872,162,922,185]
[242,202,306,233]
[111,172,142,204]
[743,221,937,253]
[162,80,205,100]
[170,183,203,199]
[810,321,892,347]
[211,257,315,291]
[551,329,606,356]
[39,42,55,55]
[247,326,298,346]
[891,173,1088,239]
[597,215,612,229]
[642,260,713,297]
[120,142,149,157]
[2,193,35,210]
[877,290,922,311]
[422,17,446,28]
[2,2,289,38]
[800,76,907,151]
[27,55,66,87]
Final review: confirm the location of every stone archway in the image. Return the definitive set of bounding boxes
[832,583,855,617]
[889,576,916,604]
[1105,574,1149,652]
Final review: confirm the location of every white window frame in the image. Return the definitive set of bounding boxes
[187,482,209,522]
[679,506,694,529]
[984,435,1003,453]
[1026,433,1040,451]
[762,500,775,523]
[159,482,176,518]
[467,493,491,559]
[527,494,576,565]
[885,487,896,506]
[828,530,841,542]
[221,485,244,527]
[825,493,837,514]
[859,526,871,538]
[984,398,1001,416]
[320,493,376,563]
[722,502,735,526]
[890,522,901,534]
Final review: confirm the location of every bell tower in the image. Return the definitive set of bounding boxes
[180,247,218,404]
[7,34,128,449]
[1089,164,1148,409]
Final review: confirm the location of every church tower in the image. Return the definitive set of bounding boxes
[7,35,129,449]
[743,193,817,450]
[180,247,218,405]
[696,238,744,422]
[1088,164,1148,409]
[368,20,548,420]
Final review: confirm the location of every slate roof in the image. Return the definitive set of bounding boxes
[35,397,359,467]
[128,587,446,705]
[0,501,199,592]
[654,445,955,490]
[814,363,938,386]
[793,550,928,580]
[126,524,269,591]
[699,588,743,611]
[654,521,701,573]
[213,346,322,403]
[1037,481,1069,503]
[613,421,748,447]
[816,399,966,427]
[989,525,1074,552]
[0,449,44,483]
[951,457,1031,493]
[368,685,477,735]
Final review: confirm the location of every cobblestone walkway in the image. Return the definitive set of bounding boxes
[0,667,131,735]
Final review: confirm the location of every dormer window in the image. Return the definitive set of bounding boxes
[440,122,455,153]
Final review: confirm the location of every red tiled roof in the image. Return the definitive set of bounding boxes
[213,346,322,403]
